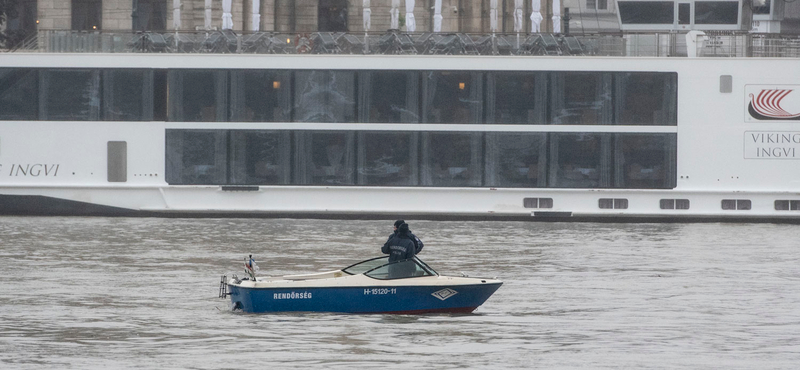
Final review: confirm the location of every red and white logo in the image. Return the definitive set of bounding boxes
[747,86,800,121]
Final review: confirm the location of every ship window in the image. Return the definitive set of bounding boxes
[294,131,356,185]
[753,1,771,15]
[722,199,751,210]
[552,72,612,125]
[523,198,553,208]
[618,1,675,24]
[695,1,739,25]
[134,0,167,31]
[229,131,291,185]
[599,198,628,209]
[165,130,228,185]
[294,70,356,123]
[103,69,153,121]
[614,134,677,189]
[485,133,547,187]
[423,71,483,124]
[551,133,605,188]
[774,200,800,211]
[0,69,38,120]
[421,132,483,187]
[318,0,348,32]
[153,70,168,121]
[615,73,677,125]
[4,0,37,47]
[357,132,419,186]
[72,0,102,31]
[40,69,101,121]
[107,141,127,182]
[168,70,228,122]
[661,199,690,209]
[486,72,544,124]
[230,70,291,122]
[164,128,680,188]
[360,71,420,123]
[678,3,690,24]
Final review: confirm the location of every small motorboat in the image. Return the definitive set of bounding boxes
[220,256,502,314]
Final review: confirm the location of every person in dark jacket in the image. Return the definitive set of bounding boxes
[380,223,417,278]
[382,219,424,255]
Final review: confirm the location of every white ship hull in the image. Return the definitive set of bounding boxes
[1,53,799,221]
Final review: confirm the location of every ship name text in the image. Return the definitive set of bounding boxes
[6,164,60,177]
[745,132,800,159]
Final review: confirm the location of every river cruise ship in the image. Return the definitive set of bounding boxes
[0,28,799,221]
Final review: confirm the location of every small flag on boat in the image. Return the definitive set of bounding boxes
[244,254,259,280]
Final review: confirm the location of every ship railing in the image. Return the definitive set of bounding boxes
[17,29,800,58]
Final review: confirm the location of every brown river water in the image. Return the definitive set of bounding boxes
[1,217,798,369]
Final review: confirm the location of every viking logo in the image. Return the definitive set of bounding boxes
[748,89,800,120]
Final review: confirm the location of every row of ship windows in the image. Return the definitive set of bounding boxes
[523,198,800,211]
[162,130,677,189]
[0,68,678,125]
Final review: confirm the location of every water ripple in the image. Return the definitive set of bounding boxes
[1,217,799,369]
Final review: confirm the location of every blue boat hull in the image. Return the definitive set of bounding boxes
[228,282,502,314]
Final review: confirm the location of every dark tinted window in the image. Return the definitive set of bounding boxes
[103,69,152,121]
[168,70,228,122]
[361,71,419,123]
[753,2,771,15]
[5,0,37,46]
[357,132,419,186]
[229,131,291,185]
[165,130,228,185]
[421,132,483,186]
[616,73,677,125]
[294,71,356,123]
[487,72,543,124]
[552,72,612,125]
[614,134,677,189]
[231,70,291,122]
[134,0,167,31]
[679,3,690,24]
[619,1,675,24]
[423,71,483,124]
[72,0,102,30]
[552,134,603,188]
[695,1,739,24]
[0,69,38,120]
[485,133,547,187]
[318,0,348,32]
[294,131,356,185]
[41,69,100,120]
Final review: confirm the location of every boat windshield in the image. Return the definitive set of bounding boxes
[342,256,390,275]
[342,256,438,279]
[363,257,437,280]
